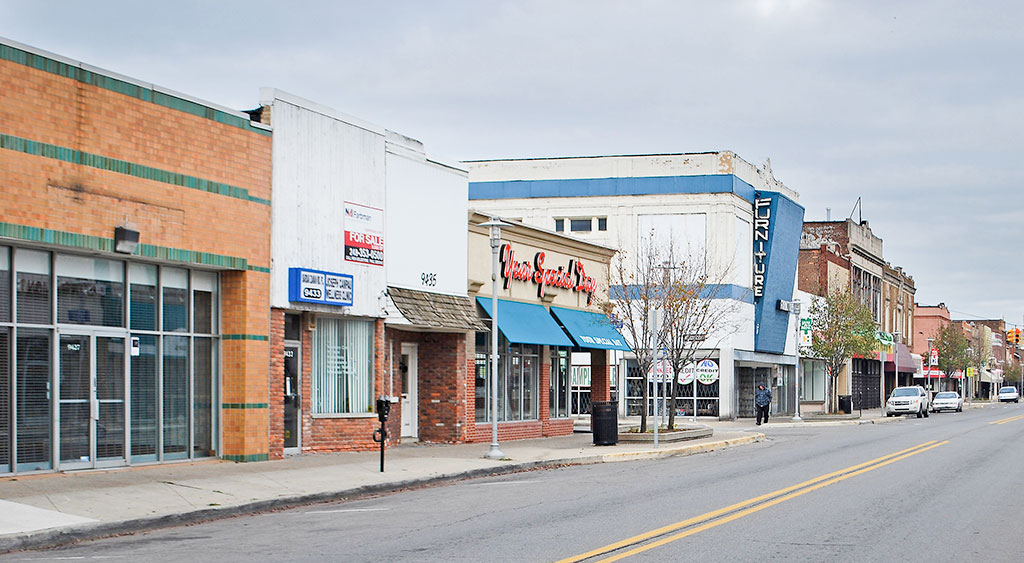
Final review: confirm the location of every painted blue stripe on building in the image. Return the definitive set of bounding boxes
[470,174,758,202]
[610,283,755,304]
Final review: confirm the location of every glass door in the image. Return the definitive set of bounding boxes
[58,331,126,470]
[283,345,300,452]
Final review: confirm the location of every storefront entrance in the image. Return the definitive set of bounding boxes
[58,331,127,470]
[400,343,418,439]
[283,345,301,453]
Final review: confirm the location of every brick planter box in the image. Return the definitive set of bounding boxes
[618,426,713,443]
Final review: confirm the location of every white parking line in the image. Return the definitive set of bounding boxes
[302,508,391,514]
[472,480,540,486]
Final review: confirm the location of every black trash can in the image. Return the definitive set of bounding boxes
[838,395,852,414]
[592,401,618,446]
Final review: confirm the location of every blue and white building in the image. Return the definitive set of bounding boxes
[466,152,804,420]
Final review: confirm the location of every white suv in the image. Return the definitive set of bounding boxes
[885,386,930,418]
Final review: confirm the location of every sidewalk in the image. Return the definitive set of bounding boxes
[0,405,943,554]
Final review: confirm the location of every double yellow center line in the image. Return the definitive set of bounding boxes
[990,414,1024,425]
[557,440,948,563]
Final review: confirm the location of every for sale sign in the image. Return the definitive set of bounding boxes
[344,202,384,266]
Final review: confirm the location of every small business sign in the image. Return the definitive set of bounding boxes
[678,359,720,385]
[288,268,354,306]
[649,359,674,382]
[571,365,592,387]
[344,201,385,266]
[499,243,598,304]
[799,317,813,346]
[677,364,695,385]
[694,359,720,385]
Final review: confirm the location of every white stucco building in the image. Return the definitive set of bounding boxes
[467,152,805,420]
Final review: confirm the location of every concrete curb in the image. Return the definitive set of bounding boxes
[0,434,762,555]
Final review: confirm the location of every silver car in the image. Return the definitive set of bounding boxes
[997,386,1020,403]
[931,391,963,413]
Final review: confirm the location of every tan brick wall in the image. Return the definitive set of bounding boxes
[0,52,273,461]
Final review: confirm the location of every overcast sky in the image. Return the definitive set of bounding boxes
[4,1,1023,326]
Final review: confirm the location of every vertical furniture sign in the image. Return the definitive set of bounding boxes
[344,201,385,266]
[752,196,772,299]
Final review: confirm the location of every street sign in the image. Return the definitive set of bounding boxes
[799,317,813,346]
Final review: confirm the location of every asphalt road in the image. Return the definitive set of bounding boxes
[10,403,1024,562]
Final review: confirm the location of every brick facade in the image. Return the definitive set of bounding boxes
[0,41,273,463]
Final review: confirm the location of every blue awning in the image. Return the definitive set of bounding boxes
[549,306,632,351]
[476,297,573,347]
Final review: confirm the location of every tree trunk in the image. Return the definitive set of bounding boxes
[668,377,678,430]
[640,373,649,432]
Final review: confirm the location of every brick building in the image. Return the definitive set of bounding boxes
[467,212,626,442]
[1,38,272,473]
[799,219,917,408]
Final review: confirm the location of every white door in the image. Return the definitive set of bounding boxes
[400,343,418,439]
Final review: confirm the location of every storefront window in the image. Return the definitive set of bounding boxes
[163,335,189,459]
[550,347,570,418]
[16,328,50,471]
[129,264,157,331]
[2,248,220,473]
[800,359,826,402]
[192,271,217,334]
[194,337,215,457]
[474,332,489,422]
[312,317,374,414]
[56,255,124,327]
[474,332,539,422]
[15,249,50,325]
[131,333,158,462]
[162,268,188,333]
[0,247,10,322]
[0,328,9,472]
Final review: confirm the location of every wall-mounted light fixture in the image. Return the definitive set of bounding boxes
[114,226,140,254]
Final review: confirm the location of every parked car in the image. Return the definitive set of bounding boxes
[931,391,963,413]
[885,386,930,418]
[997,386,1020,403]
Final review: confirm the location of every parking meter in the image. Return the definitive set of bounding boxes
[372,395,390,472]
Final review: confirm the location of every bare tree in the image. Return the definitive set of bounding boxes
[660,245,740,429]
[604,231,670,432]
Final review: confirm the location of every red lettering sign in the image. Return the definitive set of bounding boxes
[499,243,596,304]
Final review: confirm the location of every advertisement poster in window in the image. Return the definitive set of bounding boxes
[344,201,385,266]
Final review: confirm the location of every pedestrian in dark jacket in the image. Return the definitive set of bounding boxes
[755,383,772,425]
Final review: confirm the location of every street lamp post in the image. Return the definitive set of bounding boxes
[792,301,802,422]
[966,347,973,402]
[927,337,935,399]
[480,217,512,460]
[893,331,900,389]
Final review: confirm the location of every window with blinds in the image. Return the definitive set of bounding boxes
[162,335,189,458]
[130,333,158,461]
[312,318,374,414]
[15,249,50,325]
[1,247,10,322]
[16,329,50,470]
[0,328,9,472]
[129,264,157,331]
